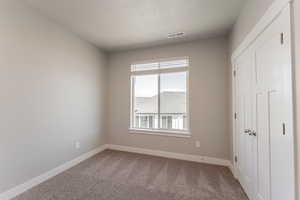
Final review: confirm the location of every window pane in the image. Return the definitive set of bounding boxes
[160,72,187,130]
[133,74,158,129]
[149,116,154,128]
[161,116,167,129]
[167,116,172,129]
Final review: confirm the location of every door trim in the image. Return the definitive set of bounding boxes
[232,0,293,61]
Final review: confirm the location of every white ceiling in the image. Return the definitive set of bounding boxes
[25,0,246,52]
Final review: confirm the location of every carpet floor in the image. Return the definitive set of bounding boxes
[13,150,248,200]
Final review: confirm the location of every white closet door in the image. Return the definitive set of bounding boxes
[254,5,295,200]
[236,47,256,200]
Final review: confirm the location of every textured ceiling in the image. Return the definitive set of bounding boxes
[25,0,245,51]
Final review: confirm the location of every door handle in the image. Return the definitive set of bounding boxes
[249,130,257,136]
[244,129,251,134]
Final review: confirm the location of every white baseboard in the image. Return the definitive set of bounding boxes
[228,163,236,178]
[106,144,231,168]
[0,145,107,200]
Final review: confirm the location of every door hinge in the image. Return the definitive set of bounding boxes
[234,112,237,120]
[235,156,238,163]
[282,123,286,135]
[281,32,284,45]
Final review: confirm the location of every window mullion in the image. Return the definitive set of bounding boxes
[158,61,161,129]
[131,76,135,128]
[158,73,161,129]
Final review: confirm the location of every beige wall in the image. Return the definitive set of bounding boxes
[230,0,300,197]
[107,38,231,160]
[0,0,107,193]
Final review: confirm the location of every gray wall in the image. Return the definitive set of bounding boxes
[107,38,231,160]
[0,0,107,193]
[230,0,300,196]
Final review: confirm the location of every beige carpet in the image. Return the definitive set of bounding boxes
[13,150,248,200]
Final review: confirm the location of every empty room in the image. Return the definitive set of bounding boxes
[1,0,300,200]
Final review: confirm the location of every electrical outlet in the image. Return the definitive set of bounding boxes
[195,141,201,148]
[75,141,81,149]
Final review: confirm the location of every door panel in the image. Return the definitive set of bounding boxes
[236,48,255,199]
[256,92,269,200]
[254,5,294,200]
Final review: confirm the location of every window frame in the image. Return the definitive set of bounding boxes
[129,57,191,137]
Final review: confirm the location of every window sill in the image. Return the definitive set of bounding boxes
[129,128,191,138]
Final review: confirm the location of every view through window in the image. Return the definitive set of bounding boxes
[130,58,189,134]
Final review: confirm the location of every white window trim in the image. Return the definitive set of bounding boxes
[129,57,191,136]
[131,56,189,67]
[129,128,191,138]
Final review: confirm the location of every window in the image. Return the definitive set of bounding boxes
[130,58,189,135]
